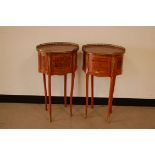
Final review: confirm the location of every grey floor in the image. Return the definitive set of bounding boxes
[0,103,155,129]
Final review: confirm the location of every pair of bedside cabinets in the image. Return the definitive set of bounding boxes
[36,42,125,122]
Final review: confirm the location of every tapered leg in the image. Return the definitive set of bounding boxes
[64,74,67,107]
[108,76,116,115]
[85,73,89,118]
[70,72,75,116]
[48,74,52,122]
[91,75,94,109]
[43,73,48,110]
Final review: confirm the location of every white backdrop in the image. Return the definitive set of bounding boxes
[0,26,155,98]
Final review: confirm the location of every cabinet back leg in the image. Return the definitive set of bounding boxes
[91,75,94,109]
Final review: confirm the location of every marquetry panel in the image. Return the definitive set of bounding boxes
[38,52,48,73]
[116,55,123,75]
[88,54,112,76]
[48,53,73,75]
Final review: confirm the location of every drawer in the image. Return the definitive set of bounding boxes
[48,53,74,75]
[88,54,112,76]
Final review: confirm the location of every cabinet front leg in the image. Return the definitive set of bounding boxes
[70,72,75,116]
[48,74,52,122]
[64,74,67,107]
[85,73,89,118]
[108,76,116,115]
[43,73,48,110]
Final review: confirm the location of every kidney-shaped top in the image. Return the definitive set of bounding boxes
[82,44,125,56]
[36,42,79,54]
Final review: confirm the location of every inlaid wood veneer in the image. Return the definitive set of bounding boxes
[82,44,125,121]
[37,42,79,122]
